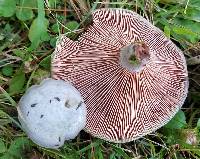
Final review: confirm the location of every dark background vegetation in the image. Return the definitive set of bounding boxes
[0,0,199,158]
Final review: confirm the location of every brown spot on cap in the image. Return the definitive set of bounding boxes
[54,97,61,102]
[52,9,188,143]
[31,103,37,107]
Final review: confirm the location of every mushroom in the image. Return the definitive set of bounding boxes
[17,78,86,148]
[52,8,188,143]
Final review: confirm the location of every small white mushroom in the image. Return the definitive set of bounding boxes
[17,78,86,149]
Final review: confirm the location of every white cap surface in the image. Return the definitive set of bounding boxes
[17,78,86,149]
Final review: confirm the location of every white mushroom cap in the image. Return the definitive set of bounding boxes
[17,78,86,149]
[52,8,188,143]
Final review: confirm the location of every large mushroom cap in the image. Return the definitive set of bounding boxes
[52,8,188,143]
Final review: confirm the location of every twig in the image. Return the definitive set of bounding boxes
[0,76,8,82]
[16,6,78,12]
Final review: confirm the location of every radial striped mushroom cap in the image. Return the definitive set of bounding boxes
[51,8,188,143]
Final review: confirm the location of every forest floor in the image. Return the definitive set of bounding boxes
[0,0,200,158]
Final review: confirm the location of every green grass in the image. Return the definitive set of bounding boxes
[0,0,200,158]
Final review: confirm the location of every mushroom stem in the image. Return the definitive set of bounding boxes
[119,42,150,73]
